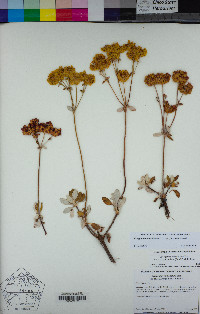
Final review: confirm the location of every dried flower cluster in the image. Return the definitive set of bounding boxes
[139,70,192,219]
[21,118,61,139]
[144,73,171,86]
[47,66,95,86]
[145,70,193,95]
[47,66,95,113]
[90,41,147,73]
[22,118,61,234]
[117,70,131,83]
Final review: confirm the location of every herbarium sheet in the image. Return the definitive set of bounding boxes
[0,23,200,314]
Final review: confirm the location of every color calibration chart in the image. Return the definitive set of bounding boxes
[0,0,200,22]
[1,0,137,22]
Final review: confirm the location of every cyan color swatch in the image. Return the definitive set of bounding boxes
[8,9,24,21]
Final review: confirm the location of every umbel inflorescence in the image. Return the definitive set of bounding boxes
[47,66,95,112]
[21,118,61,234]
[90,41,147,112]
[138,70,193,219]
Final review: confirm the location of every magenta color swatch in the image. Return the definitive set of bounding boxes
[0,0,8,9]
[72,8,88,21]
[72,0,88,8]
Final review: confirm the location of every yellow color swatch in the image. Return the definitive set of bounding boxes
[40,9,56,21]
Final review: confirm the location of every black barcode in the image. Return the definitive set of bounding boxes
[58,295,87,302]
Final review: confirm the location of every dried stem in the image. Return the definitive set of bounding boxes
[72,112,88,206]
[154,86,163,121]
[72,110,116,263]
[122,109,127,197]
[113,62,125,104]
[161,85,166,194]
[105,213,117,236]
[162,135,166,194]
[127,63,135,105]
[37,146,47,235]
[100,72,123,106]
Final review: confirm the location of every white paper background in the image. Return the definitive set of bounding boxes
[0,22,200,314]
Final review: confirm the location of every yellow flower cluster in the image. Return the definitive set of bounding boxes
[21,118,61,139]
[90,41,147,72]
[47,66,95,86]
[172,70,193,95]
[117,70,130,83]
[101,42,124,61]
[90,54,111,72]
[125,41,147,62]
[144,73,171,86]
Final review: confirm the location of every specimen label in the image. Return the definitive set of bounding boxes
[136,0,178,14]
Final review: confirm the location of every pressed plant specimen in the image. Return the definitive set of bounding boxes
[47,41,147,263]
[137,71,193,219]
[21,118,61,234]
[89,41,147,255]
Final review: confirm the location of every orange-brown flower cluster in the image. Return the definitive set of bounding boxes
[90,54,111,72]
[21,118,61,139]
[144,73,171,86]
[47,66,95,86]
[172,70,189,84]
[117,70,130,83]
[164,101,177,114]
[172,70,193,95]
[178,82,193,95]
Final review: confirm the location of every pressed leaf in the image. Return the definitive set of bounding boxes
[67,106,74,112]
[69,189,75,197]
[77,211,84,217]
[40,203,43,212]
[154,197,159,202]
[91,223,101,231]
[81,220,86,229]
[60,198,70,205]
[153,132,162,137]
[118,197,126,210]
[102,197,113,206]
[150,176,156,184]
[145,187,154,194]
[167,134,173,141]
[172,190,180,198]
[70,209,74,218]
[72,189,78,200]
[174,175,179,181]
[76,192,85,203]
[106,233,111,243]
[128,105,136,111]
[87,205,91,214]
[63,207,72,214]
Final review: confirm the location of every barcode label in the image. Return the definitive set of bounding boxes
[57,292,88,303]
[58,295,86,302]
